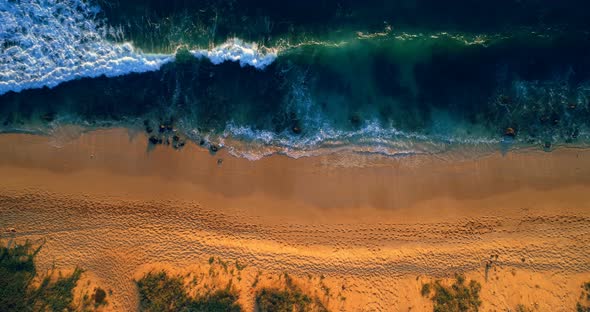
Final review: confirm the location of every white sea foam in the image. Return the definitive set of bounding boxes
[0,0,277,95]
[219,121,500,160]
[0,0,174,95]
[190,39,277,69]
[0,0,539,96]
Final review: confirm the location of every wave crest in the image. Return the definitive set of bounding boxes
[212,121,500,160]
[0,0,173,95]
[190,39,277,69]
[0,0,278,95]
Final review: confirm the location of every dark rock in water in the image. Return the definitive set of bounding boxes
[504,127,516,137]
[146,126,153,133]
[550,112,560,126]
[149,136,159,144]
[350,114,361,126]
[292,125,302,134]
[200,139,206,146]
[210,144,219,152]
[172,139,186,150]
[544,141,552,150]
[173,135,180,142]
[40,113,54,122]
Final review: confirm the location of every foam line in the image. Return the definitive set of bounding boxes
[190,39,277,69]
[0,0,276,95]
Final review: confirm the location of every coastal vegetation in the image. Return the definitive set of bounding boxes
[3,241,584,312]
[420,274,482,312]
[92,287,107,308]
[577,282,590,312]
[0,240,83,311]
[515,304,534,312]
[255,273,329,312]
[136,262,331,312]
[136,270,242,312]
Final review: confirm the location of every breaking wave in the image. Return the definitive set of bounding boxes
[190,39,277,69]
[216,121,501,160]
[0,0,278,95]
[2,0,590,161]
[0,0,544,96]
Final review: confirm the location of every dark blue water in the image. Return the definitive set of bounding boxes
[1,0,590,159]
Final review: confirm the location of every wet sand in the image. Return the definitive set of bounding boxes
[1,128,589,311]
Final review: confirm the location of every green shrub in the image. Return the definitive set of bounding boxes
[0,240,81,311]
[35,268,83,311]
[255,276,328,312]
[136,271,189,312]
[256,288,303,312]
[136,271,243,312]
[421,274,482,312]
[94,287,107,306]
[578,281,590,312]
[421,283,431,297]
[0,241,38,311]
[188,289,242,312]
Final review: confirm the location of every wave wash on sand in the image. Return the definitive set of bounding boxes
[1,129,590,310]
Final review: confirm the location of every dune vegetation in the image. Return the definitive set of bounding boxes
[0,240,83,311]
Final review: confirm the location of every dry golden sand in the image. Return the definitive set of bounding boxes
[0,128,589,311]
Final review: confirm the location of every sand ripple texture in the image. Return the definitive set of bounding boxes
[1,188,589,311]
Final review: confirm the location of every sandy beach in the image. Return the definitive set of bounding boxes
[1,128,589,311]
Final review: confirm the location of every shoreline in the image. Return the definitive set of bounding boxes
[2,128,590,220]
[1,128,590,311]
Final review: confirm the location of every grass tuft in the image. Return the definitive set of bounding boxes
[421,273,482,312]
[136,270,242,312]
[578,281,590,312]
[255,274,329,312]
[94,287,107,306]
[421,283,431,297]
[0,240,82,311]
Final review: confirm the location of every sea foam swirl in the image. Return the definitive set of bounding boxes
[0,0,276,95]
[191,39,277,69]
[208,121,501,161]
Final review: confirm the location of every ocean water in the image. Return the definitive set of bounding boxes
[1,0,590,160]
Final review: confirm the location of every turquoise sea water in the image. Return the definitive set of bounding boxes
[1,0,590,159]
